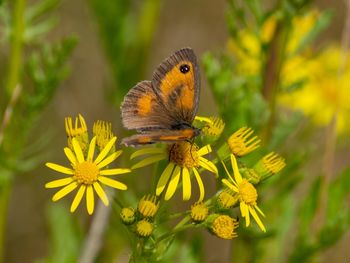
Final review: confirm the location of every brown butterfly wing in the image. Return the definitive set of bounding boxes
[121,129,200,146]
[121,81,175,131]
[152,48,200,125]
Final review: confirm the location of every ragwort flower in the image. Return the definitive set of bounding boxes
[222,154,266,232]
[45,136,131,214]
[131,141,218,201]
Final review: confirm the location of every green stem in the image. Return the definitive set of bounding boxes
[0,179,12,263]
[6,0,26,95]
[0,1,26,262]
[261,21,289,142]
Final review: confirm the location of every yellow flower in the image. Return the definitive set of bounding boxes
[191,202,209,222]
[65,114,89,152]
[254,152,286,180]
[138,195,159,218]
[217,188,239,209]
[195,116,225,138]
[227,127,260,156]
[93,120,115,151]
[227,10,319,81]
[45,137,131,215]
[209,214,239,240]
[120,207,135,224]
[136,219,154,237]
[279,45,350,134]
[131,142,218,201]
[222,154,266,232]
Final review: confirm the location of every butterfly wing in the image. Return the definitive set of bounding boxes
[121,129,200,146]
[152,47,200,126]
[121,81,174,131]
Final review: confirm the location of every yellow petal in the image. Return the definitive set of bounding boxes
[231,154,242,183]
[222,179,238,192]
[94,137,117,164]
[221,160,235,183]
[72,138,85,163]
[164,166,181,200]
[197,145,212,156]
[45,177,74,188]
[156,163,175,196]
[130,147,164,159]
[193,168,204,201]
[46,163,74,175]
[86,185,94,215]
[98,176,127,190]
[93,182,109,206]
[199,157,218,174]
[131,154,166,169]
[87,137,97,161]
[194,116,212,124]
[182,167,191,201]
[100,168,131,176]
[97,150,122,169]
[254,205,265,217]
[249,206,266,232]
[52,182,78,201]
[64,148,77,165]
[70,185,86,212]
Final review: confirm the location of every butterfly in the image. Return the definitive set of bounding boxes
[121,47,201,146]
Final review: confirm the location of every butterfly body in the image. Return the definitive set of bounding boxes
[121,48,201,146]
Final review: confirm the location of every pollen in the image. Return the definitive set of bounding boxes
[168,141,199,168]
[238,179,258,206]
[211,215,239,240]
[74,161,99,185]
[138,195,159,218]
[227,127,260,156]
[191,202,209,222]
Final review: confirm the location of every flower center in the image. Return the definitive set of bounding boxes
[74,161,99,184]
[168,142,199,168]
[238,179,258,205]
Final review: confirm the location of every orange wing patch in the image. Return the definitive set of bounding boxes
[159,60,194,97]
[137,92,156,117]
[175,84,194,111]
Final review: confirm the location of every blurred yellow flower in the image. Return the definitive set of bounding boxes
[227,10,319,85]
[280,46,350,134]
[131,142,218,201]
[45,137,130,214]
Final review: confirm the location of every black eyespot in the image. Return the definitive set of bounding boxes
[179,64,190,74]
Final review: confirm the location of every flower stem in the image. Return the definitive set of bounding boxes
[261,21,289,142]
[6,0,26,95]
[0,1,26,261]
[0,179,12,263]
